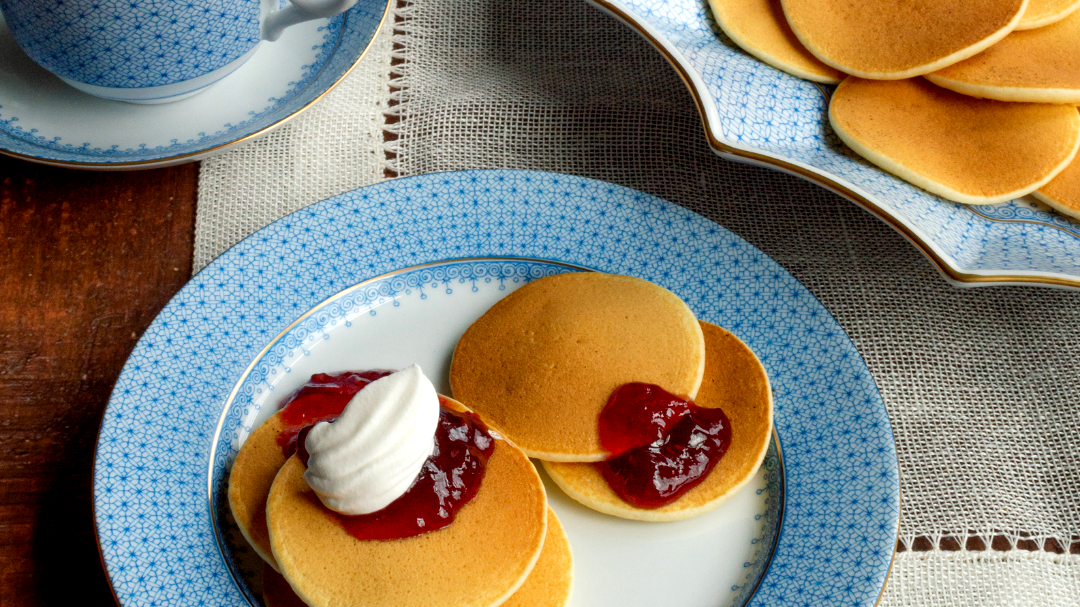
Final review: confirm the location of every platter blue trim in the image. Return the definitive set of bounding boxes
[591,0,1080,289]
[0,0,387,167]
[94,170,899,606]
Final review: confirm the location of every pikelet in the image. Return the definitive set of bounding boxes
[1034,149,1080,219]
[829,77,1080,205]
[781,0,1027,79]
[229,410,289,570]
[503,508,574,607]
[450,272,706,462]
[1016,0,1080,29]
[544,322,773,522]
[709,0,843,84]
[266,396,549,607]
[262,508,573,607]
[927,10,1080,105]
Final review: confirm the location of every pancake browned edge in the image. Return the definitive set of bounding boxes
[267,396,549,607]
[782,0,1027,79]
[829,77,1080,205]
[544,321,773,522]
[262,508,574,607]
[228,411,288,570]
[927,10,1080,105]
[504,508,574,607]
[708,0,843,84]
[451,272,706,462]
[1016,0,1080,29]
[1034,149,1080,219]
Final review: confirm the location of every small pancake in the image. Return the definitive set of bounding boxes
[781,0,1026,79]
[267,425,548,607]
[503,508,574,607]
[228,411,288,571]
[1034,152,1080,219]
[544,321,773,522]
[1016,0,1080,29]
[830,77,1080,204]
[927,10,1080,104]
[263,509,572,607]
[450,272,706,462]
[708,0,843,84]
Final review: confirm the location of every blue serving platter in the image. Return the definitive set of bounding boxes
[592,0,1080,289]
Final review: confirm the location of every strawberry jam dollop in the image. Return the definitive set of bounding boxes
[598,383,731,509]
[276,371,393,459]
[276,372,495,541]
[331,400,494,540]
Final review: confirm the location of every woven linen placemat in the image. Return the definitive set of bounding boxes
[195,0,1080,604]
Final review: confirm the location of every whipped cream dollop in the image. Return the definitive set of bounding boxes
[303,364,440,515]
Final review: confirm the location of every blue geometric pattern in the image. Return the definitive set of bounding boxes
[94,171,899,607]
[0,0,260,88]
[599,0,1080,283]
[0,0,385,164]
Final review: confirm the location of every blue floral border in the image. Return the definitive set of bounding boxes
[94,170,898,607]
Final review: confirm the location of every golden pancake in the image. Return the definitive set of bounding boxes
[450,272,706,462]
[544,321,772,522]
[503,508,574,607]
[267,427,548,607]
[781,0,1026,79]
[228,411,288,571]
[829,77,1080,204]
[263,508,572,607]
[1017,0,1080,29]
[708,0,843,84]
[1034,151,1080,219]
[927,10,1080,104]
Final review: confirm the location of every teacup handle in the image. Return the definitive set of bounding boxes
[262,0,358,42]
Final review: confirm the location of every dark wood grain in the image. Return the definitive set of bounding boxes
[0,156,198,607]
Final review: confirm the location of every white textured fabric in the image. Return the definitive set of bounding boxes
[194,16,395,269]
[195,0,1080,603]
[885,552,1080,606]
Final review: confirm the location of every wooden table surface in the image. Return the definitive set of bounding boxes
[0,155,198,606]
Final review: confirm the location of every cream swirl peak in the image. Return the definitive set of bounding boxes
[303,364,440,515]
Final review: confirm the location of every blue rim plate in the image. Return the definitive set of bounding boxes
[0,0,387,169]
[93,170,899,606]
[590,0,1080,290]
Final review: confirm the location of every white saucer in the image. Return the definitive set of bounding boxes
[0,0,388,169]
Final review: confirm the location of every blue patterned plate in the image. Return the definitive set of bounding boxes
[590,0,1080,289]
[0,0,387,169]
[93,170,899,606]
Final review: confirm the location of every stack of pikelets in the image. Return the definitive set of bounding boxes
[450,273,774,522]
[228,272,774,607]
[231,397,571,607]
[710,0,1080,218]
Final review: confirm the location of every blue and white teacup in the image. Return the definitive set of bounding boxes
[0,0,358,104]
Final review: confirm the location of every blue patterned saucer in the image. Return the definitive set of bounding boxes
[591,0,1080,289]
[0,0,387,169]
[93,171,899,607]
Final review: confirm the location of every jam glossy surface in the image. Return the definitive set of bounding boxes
[275,370,393,459]
[335,400,495,541]
[598,383,731,509]
[274,372,495,541]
